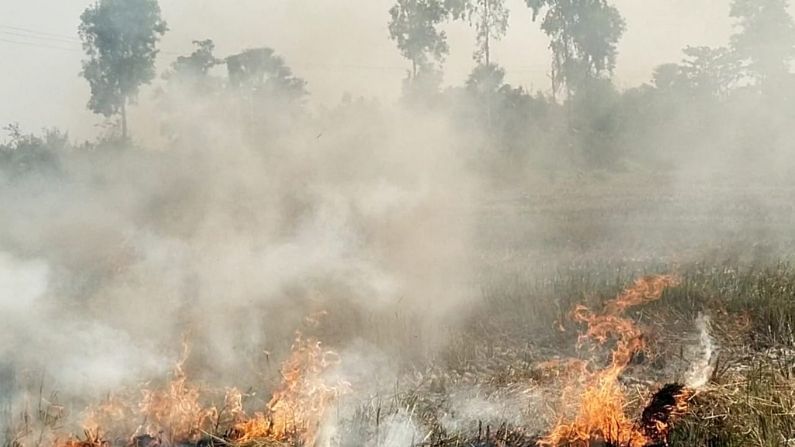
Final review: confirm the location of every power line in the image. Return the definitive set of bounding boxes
[0,24,80,42]
[0,24,589,77]
[0,34,557,76]
[0,37,80,52]
[0,23,184,55]
[0,30,82,46]
[0,24,82,52]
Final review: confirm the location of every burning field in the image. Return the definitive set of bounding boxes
[12,268,788,447]
[3,138,795,447]
[6,0,795,446]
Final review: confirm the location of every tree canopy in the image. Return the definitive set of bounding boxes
[388,0,451,79]
[79,0,168,139]
[730,0,795,90]
[526,0,625,95]
[468,0,510,65]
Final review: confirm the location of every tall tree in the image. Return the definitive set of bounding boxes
[730,0,795,90]
[388,0,450,80]
[526,0,624,97]
[465,0,509,65]
[79,0,168,140]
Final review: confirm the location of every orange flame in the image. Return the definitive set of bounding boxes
[234,336,348,445]
[54,333,346,447]
[75,343,219,445]
[540,275,682,447]
[136,344,218,443]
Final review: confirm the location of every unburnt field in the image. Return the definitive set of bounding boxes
[4,174,795,447]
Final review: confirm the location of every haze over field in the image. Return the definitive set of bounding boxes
[1,0,746,137]
[3,0,795,446]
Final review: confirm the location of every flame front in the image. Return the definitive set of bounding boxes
[233,336,348,445]
[54,335,346,447]
[74,343,220,445]
[138,344,220,443]
[540,275,683,447]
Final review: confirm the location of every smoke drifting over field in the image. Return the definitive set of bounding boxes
[0,96,484,399]
[3,1,795,446]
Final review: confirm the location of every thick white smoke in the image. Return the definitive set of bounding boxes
[685,313,717,390]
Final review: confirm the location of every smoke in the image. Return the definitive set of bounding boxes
[684,313,717,390]
[5,2,795,445]
[0,251,165,394]
[438,386,528,433]
[380,409,424,447]
[0,70,485,413]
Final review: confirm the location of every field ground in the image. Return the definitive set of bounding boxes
[302,175,795,446]
[5,174,795,447]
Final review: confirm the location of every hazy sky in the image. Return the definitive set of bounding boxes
[0,0,750,139]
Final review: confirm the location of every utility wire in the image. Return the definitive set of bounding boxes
[0,30,82,46]
[0,23,188,56]
[0,24,80,42]
[0,23,558,75]
[0,23,82,52]
[0,37,80,52]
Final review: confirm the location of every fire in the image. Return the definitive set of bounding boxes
[75,343,219,445]
[640,384,692,442]
[54,334,346,447]
[58,431,108,447]
[136,345,219,443]
[540,275,685,447]
[233,336,349,445]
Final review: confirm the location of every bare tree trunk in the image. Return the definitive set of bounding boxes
[548,66,558,103]
[484,0,493,141]
[121,99,128,141]
[483,0,490,66]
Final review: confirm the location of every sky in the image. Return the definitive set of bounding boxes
[0,0,747,139]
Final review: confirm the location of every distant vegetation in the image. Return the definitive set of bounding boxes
[3,0,795,181]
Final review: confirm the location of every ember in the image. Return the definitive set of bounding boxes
[640,384,691,444]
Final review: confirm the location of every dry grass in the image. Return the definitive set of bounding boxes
[5,259,795,447]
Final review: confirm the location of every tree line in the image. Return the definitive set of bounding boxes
[3,0,795,176]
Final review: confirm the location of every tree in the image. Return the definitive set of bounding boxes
[0,124,66,178]
[388,0,450,80]
[79,0,168,140]
[730,0,795,90]
[225,48,307,101]
[169,40,220,83]
[679,46,739,98]
[649,47,739,99]
[466,63,507,95]
[224,48,307,130]
[401,67,444,106]
[465,63,506,132]
[464,0,510,65]
[164,40,222,97]
[525,0,625,97]
[651,63,683,91]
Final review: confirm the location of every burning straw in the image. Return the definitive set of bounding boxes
[50,335,347,447]
[539,275,689,447]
